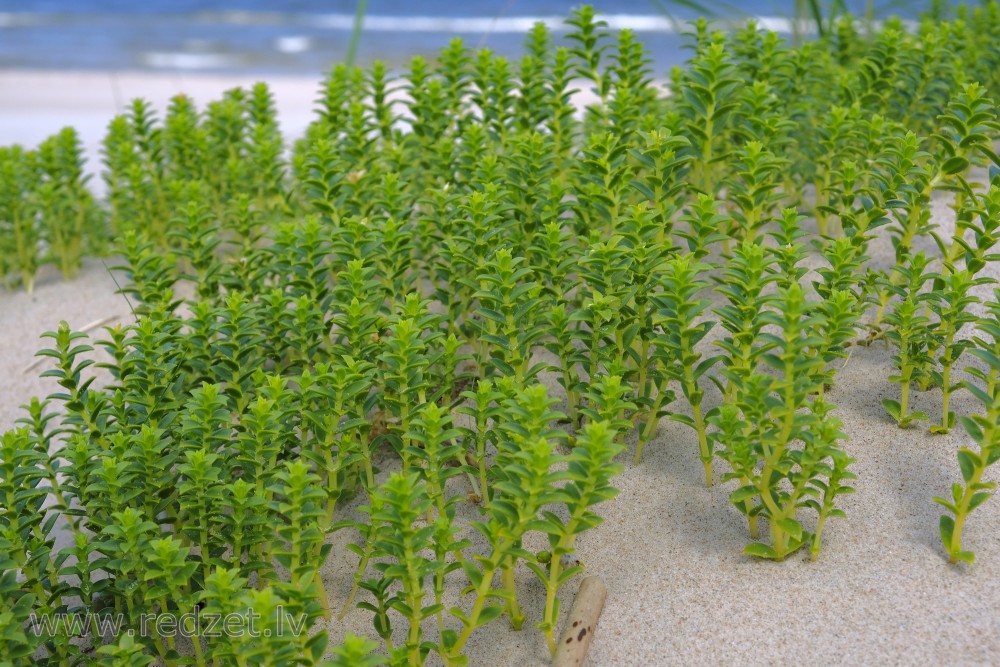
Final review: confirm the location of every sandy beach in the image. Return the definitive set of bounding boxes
[2,71,999,666]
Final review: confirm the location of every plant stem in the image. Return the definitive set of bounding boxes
[477,430,490,504]
[770,507,790,560]
[900,372,911,425]
[315,570,331,620]
[589,323,601,384]
[940,363,953,432]
[683,355,712,485]
[815,176,828,237]
[811,513,828,561]
[693,400,712,486]
[949,468,983,562]
[872,280,894,330]
[761,345,800,559]
[502,564,524,630]
[542,569,562,655]
[448,558,502,658]
[948,410,998,560]
[340,541,374,619]
[191,628,206,667]
[637,339,650,403]
[636,389,667,464]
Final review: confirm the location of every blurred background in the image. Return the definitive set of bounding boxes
[0,1,958,174]
[0,1,956,74]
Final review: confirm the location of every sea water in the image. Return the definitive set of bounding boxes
[0,1,952,74]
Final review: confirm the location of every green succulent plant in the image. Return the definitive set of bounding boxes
[6,4,1000,664]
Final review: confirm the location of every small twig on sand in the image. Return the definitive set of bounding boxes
[841,342,856,372]
[553,576,608,667]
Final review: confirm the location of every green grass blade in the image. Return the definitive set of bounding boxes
[345,0,368,68]
[648,0,746,29]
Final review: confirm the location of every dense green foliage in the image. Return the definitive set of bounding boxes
[0,128,104,292]
[3,3,1000,665]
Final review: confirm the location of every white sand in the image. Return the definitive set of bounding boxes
[0,259,132,426]
[2,72,999,666]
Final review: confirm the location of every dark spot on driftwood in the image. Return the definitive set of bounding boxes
[577,627,587,641]
[566,637,573,644]
[572,621,579,627]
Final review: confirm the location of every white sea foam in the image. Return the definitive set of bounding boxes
[0,12,42,27]
[140,51,241,70]
[308,13,561,33]
[0,10,920,36]
[195,10,293,26]
[276,36,311,54]
[293,13,917,35]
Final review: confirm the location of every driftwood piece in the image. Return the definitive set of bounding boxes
[553,576,608,667]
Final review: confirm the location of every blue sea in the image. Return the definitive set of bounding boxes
[0,1,957,75]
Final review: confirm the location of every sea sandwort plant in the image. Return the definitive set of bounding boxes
[935,326,1000,564]
[5,4,1000,665]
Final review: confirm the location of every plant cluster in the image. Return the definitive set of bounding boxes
[3,2,1000,664]
[0,128,104,292]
